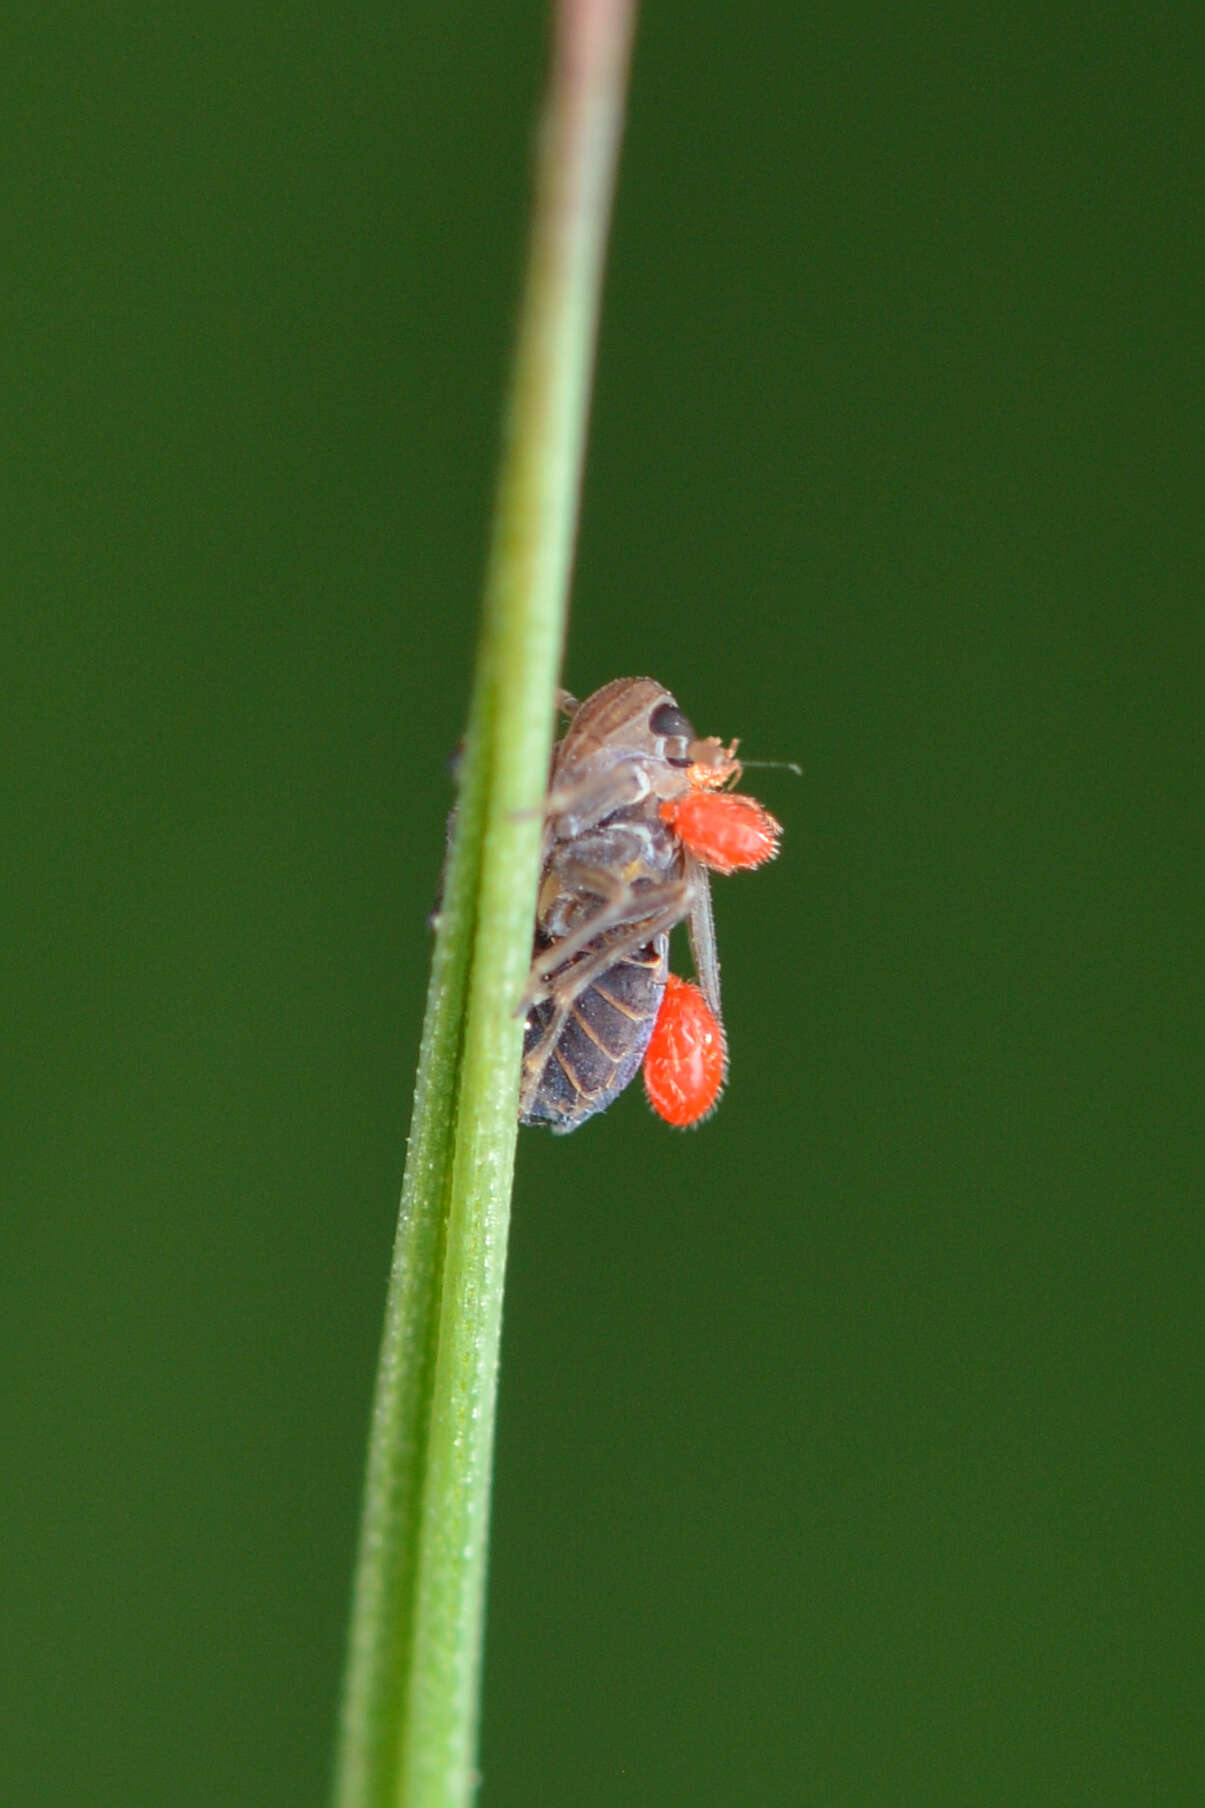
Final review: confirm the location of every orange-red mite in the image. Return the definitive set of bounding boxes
[660,790,782,875]
[518,678,783,1133]
[643,974,728,1126]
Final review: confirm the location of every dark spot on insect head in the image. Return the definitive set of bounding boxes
[648,700,697,766]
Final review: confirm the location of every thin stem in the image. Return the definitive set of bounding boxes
[332,6,638,1804]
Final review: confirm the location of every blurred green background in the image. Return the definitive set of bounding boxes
[4,5,1200,1803]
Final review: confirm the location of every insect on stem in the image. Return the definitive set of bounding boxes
[519,677,785,1132]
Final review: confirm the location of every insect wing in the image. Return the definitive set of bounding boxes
[684,853,722,1025]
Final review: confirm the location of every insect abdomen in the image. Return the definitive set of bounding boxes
[520,936,667,1133]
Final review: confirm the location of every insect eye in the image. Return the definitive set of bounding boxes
[648,700,697,765]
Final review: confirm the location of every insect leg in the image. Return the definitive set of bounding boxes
[518,994,576,1117]
[522,869,695,1007]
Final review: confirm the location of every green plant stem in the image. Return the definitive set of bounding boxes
[332,5,638,1804]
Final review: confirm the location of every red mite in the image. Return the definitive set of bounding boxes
[519,678,782,1133]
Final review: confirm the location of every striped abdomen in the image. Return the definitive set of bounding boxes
[520,933,667,1133]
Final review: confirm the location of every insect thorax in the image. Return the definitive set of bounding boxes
[536,808,684,943]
